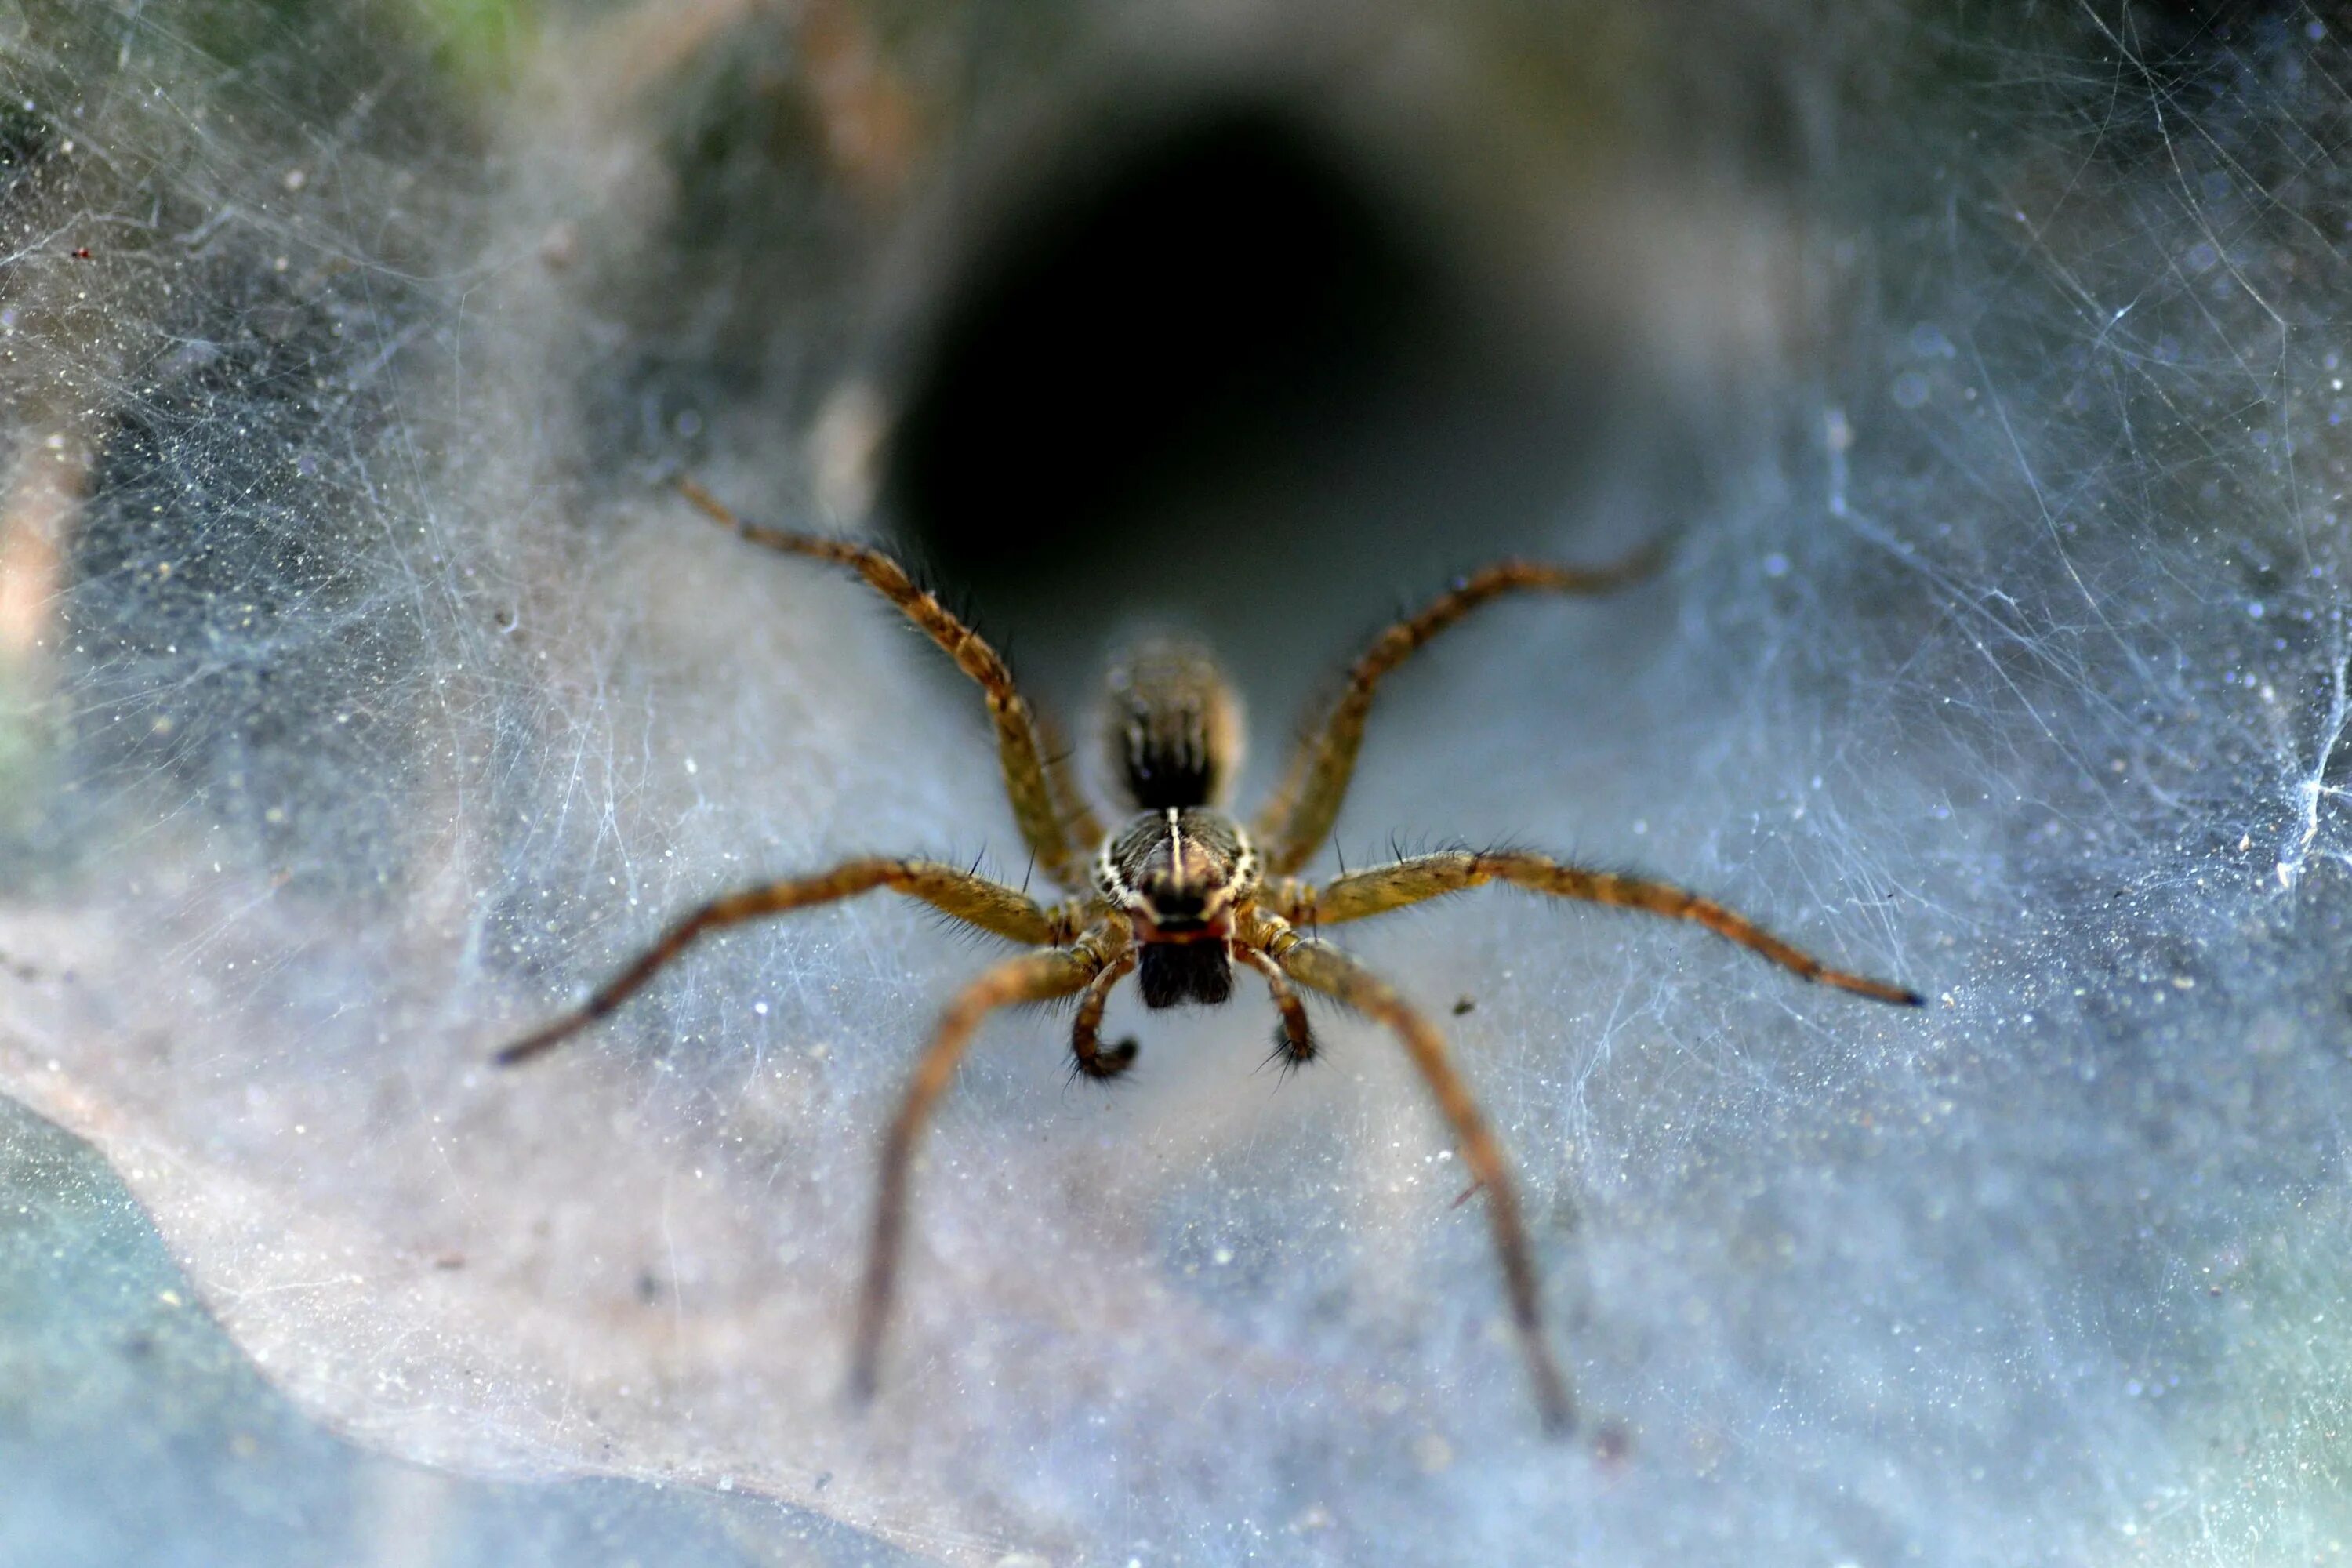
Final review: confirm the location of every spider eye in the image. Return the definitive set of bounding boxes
[1141,882,1209,925]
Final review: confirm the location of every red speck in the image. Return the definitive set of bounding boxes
[70,246,90,260]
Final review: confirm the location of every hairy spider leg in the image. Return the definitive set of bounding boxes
[1271,851,1923,1007]
[495,859,1089,1065]
[1246,913,1575,1435]
[1235,943,1314,1066]
[1253,548,1664,878]
[1068,946,1142,1080]
[853,931,1127,1400]
[677,478,1105,890]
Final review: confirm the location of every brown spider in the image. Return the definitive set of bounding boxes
[499,480,1922,1436]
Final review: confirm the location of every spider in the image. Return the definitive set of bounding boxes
[499,479,1922,1436]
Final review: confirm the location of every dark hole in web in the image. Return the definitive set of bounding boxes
[883,99,1459,600]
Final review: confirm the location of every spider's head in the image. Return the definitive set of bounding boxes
[1095,807,1260,1007]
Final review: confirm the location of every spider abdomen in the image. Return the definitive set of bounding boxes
[1104,641,1243,811]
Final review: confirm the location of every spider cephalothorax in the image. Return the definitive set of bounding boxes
[1094,804,1259,1004]
[500,481,1923,1439]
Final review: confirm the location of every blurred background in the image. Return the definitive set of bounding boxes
[3,1,2350,1563]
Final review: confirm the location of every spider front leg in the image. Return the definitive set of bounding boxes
[495,859,1091,1065]
[1252,547,1661,877]
[1242,912,1574,1435]
[854,926,1128,1399]
[677,479,1105,890]
[1272,851,1922,1007]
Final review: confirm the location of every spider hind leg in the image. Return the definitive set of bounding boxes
[1247,913,1577,1435]
[855,935,1123,1400]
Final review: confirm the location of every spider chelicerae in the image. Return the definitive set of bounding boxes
[499,480,1922,1436]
